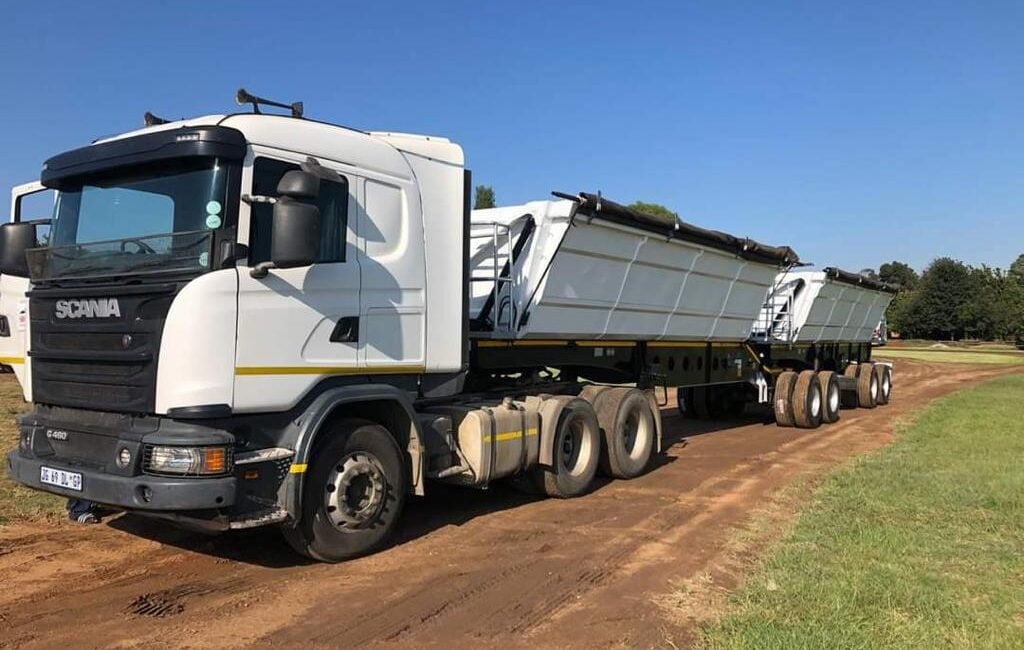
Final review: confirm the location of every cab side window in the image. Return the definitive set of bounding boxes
[249,157,349,264]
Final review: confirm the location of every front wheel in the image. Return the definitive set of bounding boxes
[282,419,407,563]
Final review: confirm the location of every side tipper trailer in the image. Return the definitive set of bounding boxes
[3,93,894,561]
[744,267,898,428]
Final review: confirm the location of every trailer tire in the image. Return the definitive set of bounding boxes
[791,370,823,429]
[774,371,798,427]
[692,386,722,420]
[723,385,747,417]
[856,362,879,408]
[595,388,656,479]
[676,387,695,417]
[281,419,406,563]
[874,364,892,405]
[536,398,601,498]
[818,370,841,424]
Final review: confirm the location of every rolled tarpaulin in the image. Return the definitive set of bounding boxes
[555,191,800,266]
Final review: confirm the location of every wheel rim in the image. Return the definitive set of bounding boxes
[621,405,654,460]
[810,384,821,419]
[621,411,640,454]
[882,372,891,398]
[870,374,879,401]
[325,452,387,530]
[828,382,840,413]
[560,416,592,477]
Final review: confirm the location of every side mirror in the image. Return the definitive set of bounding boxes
[249,169,321,278]
[277,170,319,200]
[0,222,38,277]
[270,197,320,269]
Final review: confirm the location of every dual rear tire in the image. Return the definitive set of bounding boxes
[774,369,839,429]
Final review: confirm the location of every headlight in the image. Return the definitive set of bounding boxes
[144,445,232,476]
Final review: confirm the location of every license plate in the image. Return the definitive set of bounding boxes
[39,466,83,492]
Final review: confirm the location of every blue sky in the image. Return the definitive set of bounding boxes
[3,1,1021,272]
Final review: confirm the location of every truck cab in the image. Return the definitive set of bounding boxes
[4,109,468,558]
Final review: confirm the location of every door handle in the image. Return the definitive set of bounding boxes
[330,316,359,343]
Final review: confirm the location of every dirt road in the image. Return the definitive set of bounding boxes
[0,360,1014,649]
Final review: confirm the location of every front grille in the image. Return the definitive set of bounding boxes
[29,283,179,413]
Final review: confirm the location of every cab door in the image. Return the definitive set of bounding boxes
[1,182,51,398]
[233,151,362,413]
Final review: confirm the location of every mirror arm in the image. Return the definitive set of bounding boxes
[250,261,277,279]
[241,194,277,205]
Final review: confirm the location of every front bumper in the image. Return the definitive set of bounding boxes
[6,450,236,511]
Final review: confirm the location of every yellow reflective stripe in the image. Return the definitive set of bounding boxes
[0,356,24,365]
[236,365,425,376]
[484,427,539,443]
[648,341,707,348]
[574,340,635,348]
[289,463,308,474]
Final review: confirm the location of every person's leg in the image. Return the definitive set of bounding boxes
[67,498,100,523]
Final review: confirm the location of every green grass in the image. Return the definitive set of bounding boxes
[874,348,1024,365]
[703,373,1024,649]
[0,374,64,525]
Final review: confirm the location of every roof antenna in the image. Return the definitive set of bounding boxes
[235,88,304,118]
[144,111,170,126]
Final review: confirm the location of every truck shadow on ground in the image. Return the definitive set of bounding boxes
[106,408,772,569]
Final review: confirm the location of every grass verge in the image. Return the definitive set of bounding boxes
[704,373,1024,649]
[874,348,1024,365]
[0,374,64,525]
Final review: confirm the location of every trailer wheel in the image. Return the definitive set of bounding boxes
[692,386,723,420]
[791,370,823,429]
[676,387,694,417]
[537,398,601,498]
[281,419,406,563]
[874,364,892,405]
[773,371,798,427]
[818,370,841,424]
[595,388,656,479]
[856,362,879,408]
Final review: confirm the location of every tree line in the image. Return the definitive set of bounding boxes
[864,257,1024,341]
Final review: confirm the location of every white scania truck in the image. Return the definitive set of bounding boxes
[3,93,886,561]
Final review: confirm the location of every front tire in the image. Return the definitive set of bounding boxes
[282,419,407,563]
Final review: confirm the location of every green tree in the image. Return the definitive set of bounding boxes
[627,201,678,220]
[473,185,495,210]
[878,261,919,290]
[1008,253,1024,281]
[902,258,973,340]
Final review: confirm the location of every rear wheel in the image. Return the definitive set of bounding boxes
[817,370,841,424]
[282,419,406,563]
[676,387,695,417]
[856,362,879,408]
[773,371,798,427]
[692,386,724,420]
[791,370,823,429]
[536,398,601,498]
[595,388,656,479]
[874,364,892,405]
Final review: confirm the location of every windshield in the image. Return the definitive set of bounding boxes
[27,157,233,281]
